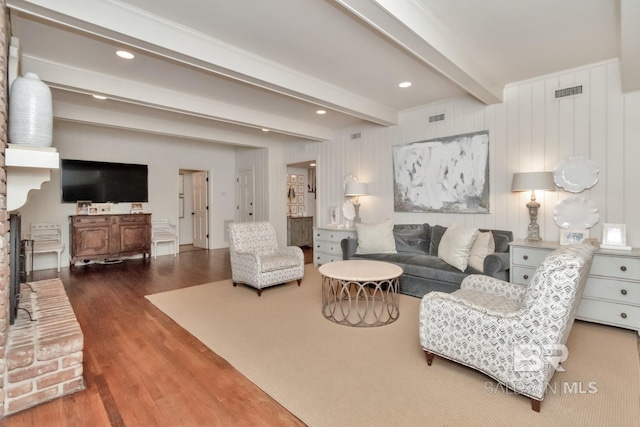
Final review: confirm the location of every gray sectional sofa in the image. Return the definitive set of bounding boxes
[341,223,513,298]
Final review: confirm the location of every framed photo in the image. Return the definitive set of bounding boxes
[602,223,627,246]
[76,201,91,215]
[290,205,298,214]
[298,175,305,184]
[88,206,99,215]
[97,203,112,214]
[297,195,304,204]
[298,185,304,193]
[291,175,297,183]
[560,229,588,245]
[131,203,143,214]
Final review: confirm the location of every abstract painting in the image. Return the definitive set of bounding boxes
[393,130,490,213]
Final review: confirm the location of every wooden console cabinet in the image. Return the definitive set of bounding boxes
[70,214,151,266]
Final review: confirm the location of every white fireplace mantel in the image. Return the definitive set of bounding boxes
[5,144,59,212]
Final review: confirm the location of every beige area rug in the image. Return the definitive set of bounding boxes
[146,265,640,427]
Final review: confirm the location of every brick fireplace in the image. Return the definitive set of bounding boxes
[1,2,85,417]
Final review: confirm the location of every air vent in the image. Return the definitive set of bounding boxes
[555,85,583,99]
[350,132,361,140]
[429,113,445,123]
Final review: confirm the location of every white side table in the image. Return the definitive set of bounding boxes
[510,240,640,336]
[319,260,402,327]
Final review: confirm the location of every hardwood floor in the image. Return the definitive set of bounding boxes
[0,249,306,427]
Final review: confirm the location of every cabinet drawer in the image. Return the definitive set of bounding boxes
[316,242,343,256]
[73,216,111,226]
[315,252,342,265]
[511,247,549,268]
[314,229,355,242]
[583,276,640,304]
[119,214,150,224]
[577,299,640,330]
[511,266,537,286]
[591,254,640,281]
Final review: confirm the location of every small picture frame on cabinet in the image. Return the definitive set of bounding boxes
[76,201,91,215]
[131,203,143,214]
[88,206,99,215]
[97,203,112,214]
[560,229,588,245]
[601,223,632,250]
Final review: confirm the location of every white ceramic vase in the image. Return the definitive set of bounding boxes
[9,72,53,147]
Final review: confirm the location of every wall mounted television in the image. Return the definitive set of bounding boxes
[60,159,149,203]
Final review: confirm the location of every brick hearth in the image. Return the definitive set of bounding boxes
[4,279,84,415]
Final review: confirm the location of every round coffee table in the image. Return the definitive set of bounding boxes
[319,260,402,327]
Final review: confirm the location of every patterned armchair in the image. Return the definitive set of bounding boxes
[228,222,304,296]
[419,243,596,412]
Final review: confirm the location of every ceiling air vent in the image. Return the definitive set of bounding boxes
[350,132,361,140]
[429,113,445,123]
[555,85,583,99]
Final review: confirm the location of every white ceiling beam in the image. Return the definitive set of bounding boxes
[335,0,503,105]
[620,0,640,93]
[7,0,398,126]
[23,55,333,142]
[53,101,275,148]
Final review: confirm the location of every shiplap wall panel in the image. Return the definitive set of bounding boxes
[280,60,638,246]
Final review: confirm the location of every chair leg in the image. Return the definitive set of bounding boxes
[257,289,262,297]
[233,282,238,287]
[424,351,435,366]
[297,279,302,286]
[531,398,541,412]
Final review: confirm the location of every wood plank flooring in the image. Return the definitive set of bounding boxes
[0,249,308,427]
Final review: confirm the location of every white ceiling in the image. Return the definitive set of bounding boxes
[6,0,634,146]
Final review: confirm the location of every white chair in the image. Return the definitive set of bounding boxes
[228,222,304,296]
[26,223,65,273]
[151,218,178,259]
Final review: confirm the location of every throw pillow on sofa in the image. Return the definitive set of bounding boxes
[355,218,397,254]
[437,224,480,271]
[468,231,495,271]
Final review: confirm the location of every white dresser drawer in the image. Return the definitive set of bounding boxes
[315,252,343,265]
[511,266,537,286]
[577,299,640,330]
[511,247,550,268]
[314,228,355,242]
[313,227,356,266]
[315,241,344,256]
[591,254,640,281]
[583,277,640,304]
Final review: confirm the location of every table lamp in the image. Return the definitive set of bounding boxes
[344,182,368,223]
[511,172,556,241]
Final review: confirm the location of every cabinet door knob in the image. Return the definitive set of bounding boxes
[620,266,627,272]
[621,312,628,319]
[523,274,529,280]
[621,289,628,295]
[523,255,528,260]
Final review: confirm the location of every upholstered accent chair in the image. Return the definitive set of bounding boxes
[419,243,596,412]
[228,222,304,296]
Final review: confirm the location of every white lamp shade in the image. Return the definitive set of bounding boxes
[345,182,368,196]
[511,172,556,192]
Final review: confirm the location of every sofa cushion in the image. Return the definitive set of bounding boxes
[468,231,496,271]
[393,224,430,254]
[492,233,510,253]
[429,225,448,256]
[438,224,480,271]
[355,218,397,254]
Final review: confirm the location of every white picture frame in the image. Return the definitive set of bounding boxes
[131,203,143,214]
[560,229,588,245]
[602,223,627,246]
[76,200,91,215]
[97,203,112,214]
[330,206,340,225]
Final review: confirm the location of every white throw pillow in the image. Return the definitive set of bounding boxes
[438,224,480,271]
[467,231,496,272]
[355,218,397,254]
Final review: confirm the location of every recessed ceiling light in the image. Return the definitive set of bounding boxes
[92,95,107,100]
[310,163,316,167]
[316,110,326,115]
[399,81,412,88]
[261,128,270,132]
[116,50,134,59]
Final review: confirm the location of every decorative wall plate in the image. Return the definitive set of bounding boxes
[342,200,355,221]
[553,196,599,229]
[553,156,599,193]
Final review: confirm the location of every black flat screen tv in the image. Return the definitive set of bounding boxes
[61,159,148,203]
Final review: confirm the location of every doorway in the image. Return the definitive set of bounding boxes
[178,169,209,250]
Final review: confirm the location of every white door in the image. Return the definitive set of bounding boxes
[237,169,254,222]
[192,171,208,249]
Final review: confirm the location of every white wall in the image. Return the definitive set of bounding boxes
[283,60,640,246]
[20,121,237,271]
